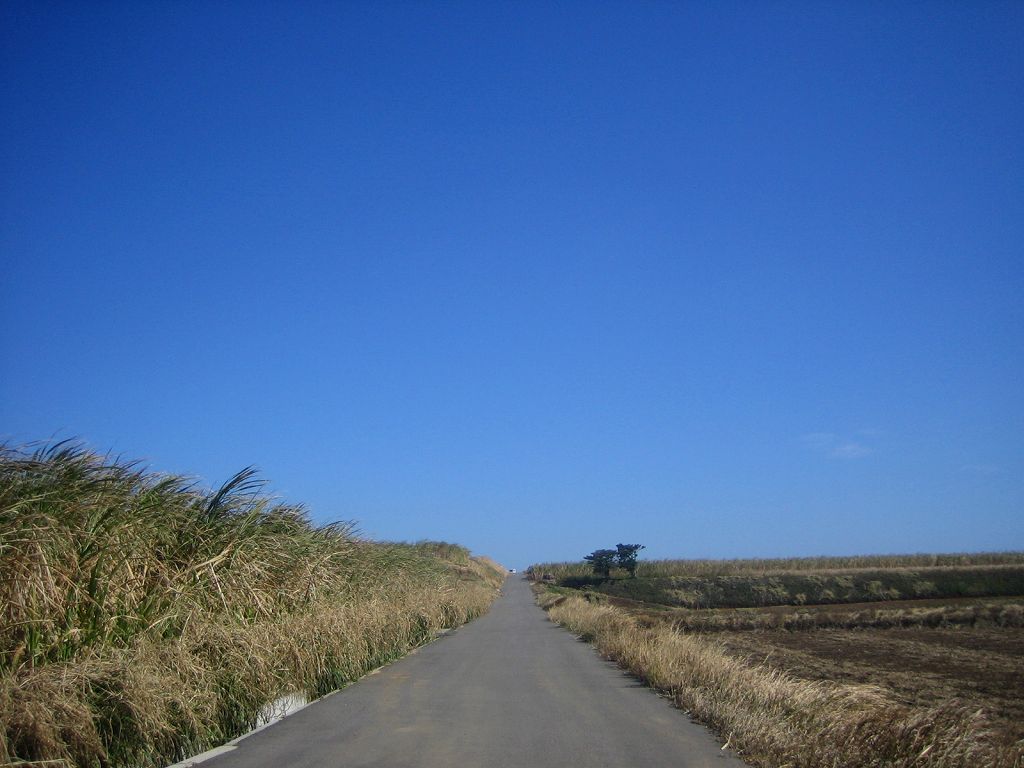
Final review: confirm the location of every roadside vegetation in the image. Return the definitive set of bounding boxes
[565,564,1024,608]
[531,552,1024,583]
[0,442,505,768]
[532,553,1024,767]
[637,595,1024,632]
[582,544,645,578]
[539,593,1020,767]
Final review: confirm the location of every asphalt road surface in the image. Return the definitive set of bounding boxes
[195,576,746,768]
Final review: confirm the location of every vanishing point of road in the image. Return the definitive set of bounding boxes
[196,576,745,767]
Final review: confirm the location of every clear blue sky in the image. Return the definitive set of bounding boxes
[2,2,1022,568]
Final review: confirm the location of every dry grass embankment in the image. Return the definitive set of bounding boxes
[0,442,505,768]
[530,555,1024,610]
[530,553,1024,583]
[613,595,1024,633]
[539,593,1023,768]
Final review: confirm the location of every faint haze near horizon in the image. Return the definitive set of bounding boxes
[1,1,1021,568]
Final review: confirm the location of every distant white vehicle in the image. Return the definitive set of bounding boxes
[509,568,517,574]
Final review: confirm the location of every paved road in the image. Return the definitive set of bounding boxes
[197,577,745,768]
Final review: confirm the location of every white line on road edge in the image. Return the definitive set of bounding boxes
[164,692,317,767]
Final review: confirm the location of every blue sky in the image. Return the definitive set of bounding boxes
[2,1,1021,568]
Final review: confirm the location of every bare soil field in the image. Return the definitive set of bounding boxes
[595,594,1024,750]
[611,592,1024,615]
[717,625,1024,747]
[536,556,1024,765]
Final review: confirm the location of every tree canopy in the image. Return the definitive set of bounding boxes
[615,543,645,577]
[583,549,617,578]
[583,544,645,578]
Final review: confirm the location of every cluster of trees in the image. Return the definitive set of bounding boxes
[583,543,645,578]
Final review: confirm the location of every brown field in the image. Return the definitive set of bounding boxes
[593,594,1024,752]
[537,555,1024,764]
[541,592,1024,767]
[717,626,1024,747]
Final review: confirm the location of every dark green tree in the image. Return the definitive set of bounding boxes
[583,548,617,579]
[615,543,645,577]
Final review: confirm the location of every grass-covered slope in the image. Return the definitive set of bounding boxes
[0,442,504,768]
[530,554,1024,609]
[585,565,1024,608]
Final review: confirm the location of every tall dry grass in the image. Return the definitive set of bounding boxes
[543,594,1023,768]
[530,552,1024,583]
[0,441,504,767]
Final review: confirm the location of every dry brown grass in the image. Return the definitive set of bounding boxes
[534,563,1024,609]
[530,553,1024,582]
[544,594,1023,768]
[2,581,502,767]
[0,442,504,767]
[607,595,1024,633]
[715,625,1024,748]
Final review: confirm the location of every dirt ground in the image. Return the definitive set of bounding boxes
[593,589,1024,748]
[609,592,1024,617]
[716,625,1024,745]
[604,593,1024,746]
